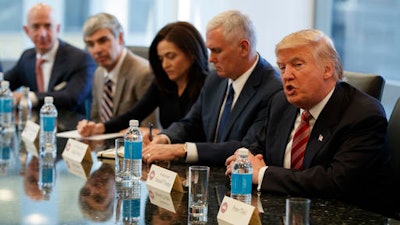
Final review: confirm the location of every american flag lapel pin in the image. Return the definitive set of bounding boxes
[318,134,323,142]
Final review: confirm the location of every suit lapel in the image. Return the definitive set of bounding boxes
[220,58,263,140]
[49,41,66,90]
[303,82,347,168]
[27,51,37,91]
[208,79,229,141]
[268,105,298,165]
[113,58,130,115]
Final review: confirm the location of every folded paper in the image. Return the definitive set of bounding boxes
[217,196,261,225]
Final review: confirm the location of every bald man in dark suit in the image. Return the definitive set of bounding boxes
[5,3,95,113]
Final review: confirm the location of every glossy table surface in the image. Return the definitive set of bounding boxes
[1,113,400,225]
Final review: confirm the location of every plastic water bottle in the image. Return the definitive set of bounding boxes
[0,131,13,175]
[120,182,141,224]
[231,148,253,205]
[18,87,32,131]
[38,152,55,200]
[0,72,3,84]
[40,96,58,157]
[0,81,14,130]
[123,119,142,184]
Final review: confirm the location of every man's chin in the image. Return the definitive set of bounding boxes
[216,71,229,78]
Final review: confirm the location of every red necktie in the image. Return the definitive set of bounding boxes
[35,57,46,92]
[291,111,312,170]
[101,78,113,122]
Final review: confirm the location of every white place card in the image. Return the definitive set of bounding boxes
[21,136,39,157]
[217,196,261,225]
[64,158,93,179]
[146,164,183,193]
[62,138,92,164]
[147,185,183,213]
[21,120,40,143]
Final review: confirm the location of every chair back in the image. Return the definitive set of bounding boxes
[389,97,400,177]
[343,71,385,101]
[127,46,149,59]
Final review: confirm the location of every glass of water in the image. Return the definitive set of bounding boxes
[115,138,132,187]
[188,166,209,224]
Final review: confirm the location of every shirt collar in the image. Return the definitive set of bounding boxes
[229,54,259,94]
[305,86,335,120]
[37,39,59,62]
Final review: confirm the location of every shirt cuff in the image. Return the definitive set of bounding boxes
[185,142,198,163]
[257,166,268,192]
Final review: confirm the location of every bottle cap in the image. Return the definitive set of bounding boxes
[1,80,9,88]
[129,119,139,127]
[44,96,54,103]
[237,148,249,156]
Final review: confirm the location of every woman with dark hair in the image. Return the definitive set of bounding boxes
[77,21,208,140]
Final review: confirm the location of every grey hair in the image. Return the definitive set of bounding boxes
[275,29,343,80]
[206,10,257,53]
[82,13,123,39]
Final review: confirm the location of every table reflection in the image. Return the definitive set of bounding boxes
[0,125,399,225]
[79,163,115,222]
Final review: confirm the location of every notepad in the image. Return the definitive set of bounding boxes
[96,147,124,159]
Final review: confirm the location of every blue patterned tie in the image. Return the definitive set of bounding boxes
[216,84,234,142]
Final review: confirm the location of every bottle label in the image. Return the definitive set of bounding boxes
[3,98,12,113]
[42,116,56,132]
[41,167,54,183]
[231,173,252,194]
[0,146,10,160]
[124,141,142,160]
[123,198,140,218]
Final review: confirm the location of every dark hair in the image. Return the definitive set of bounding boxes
[149,21,208,101]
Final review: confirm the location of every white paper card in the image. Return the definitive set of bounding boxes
[217,196,261,225]
[22,137,39,157]
[62,138,91,163]
[64,158,93,179]
[146,164,183,193]
[56,130,123,140]
[21,120,40,143]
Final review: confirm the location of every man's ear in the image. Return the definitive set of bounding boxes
[323,61,335,79]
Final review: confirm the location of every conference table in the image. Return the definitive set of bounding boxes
[0,111,399,225]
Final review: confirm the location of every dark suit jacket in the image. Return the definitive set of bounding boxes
[162,56,282,165]
[5,40,96,113]
[249,82,397,214]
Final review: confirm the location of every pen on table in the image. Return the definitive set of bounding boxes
[149,122,153,141]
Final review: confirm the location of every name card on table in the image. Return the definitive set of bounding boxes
[217,196,261,225]
[64,158,93,179]
[147,185,184,213]
[62,138,92,164]
[21,121,40,156]
[146,164,183,193]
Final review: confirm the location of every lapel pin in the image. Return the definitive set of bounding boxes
[318,134,323,142]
